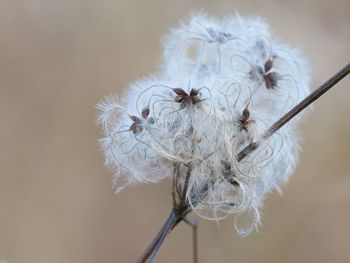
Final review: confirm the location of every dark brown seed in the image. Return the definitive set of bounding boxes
[129,122,143,135]
[141,106,150,119]
[190,89,199,97]
[242,107,250,120]
[264,72,279,89]
[172,88,187,96]
[129,115,140,122]
[174,95,184,103]
[264,59,273,73]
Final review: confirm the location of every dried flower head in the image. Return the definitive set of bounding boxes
[97,13,310,235]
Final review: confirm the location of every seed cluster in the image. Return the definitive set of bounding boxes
[97,13,310,235]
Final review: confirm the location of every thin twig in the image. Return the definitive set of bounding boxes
[136,62,350,263]
[238,62,350,161]
[136,210,178,263]
[183,218,198,263]
[193,220,198,263]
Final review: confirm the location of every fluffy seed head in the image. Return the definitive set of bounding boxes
[97,13,310,235]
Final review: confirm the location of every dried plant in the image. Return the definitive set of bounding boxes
[97,13,350,263]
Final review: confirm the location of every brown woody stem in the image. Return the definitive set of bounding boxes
[136,210,179,263]
[238,62,350,161]
[136,62,350,263]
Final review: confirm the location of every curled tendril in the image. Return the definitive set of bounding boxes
[97,13,310,235]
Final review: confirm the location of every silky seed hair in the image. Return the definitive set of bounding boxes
[97,13,310,235]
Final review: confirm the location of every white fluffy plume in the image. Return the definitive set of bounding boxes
[97,13,310,235]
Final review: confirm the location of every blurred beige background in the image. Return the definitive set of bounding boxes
[0,0,349,262]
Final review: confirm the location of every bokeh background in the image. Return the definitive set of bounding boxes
[0,0,349,262]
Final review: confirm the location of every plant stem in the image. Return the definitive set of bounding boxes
[136,62,350,263]
[136,210,179,263]
[238,62,350,161]
[183,218,198,263]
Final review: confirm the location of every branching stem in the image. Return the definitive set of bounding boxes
[136,62,350,263]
